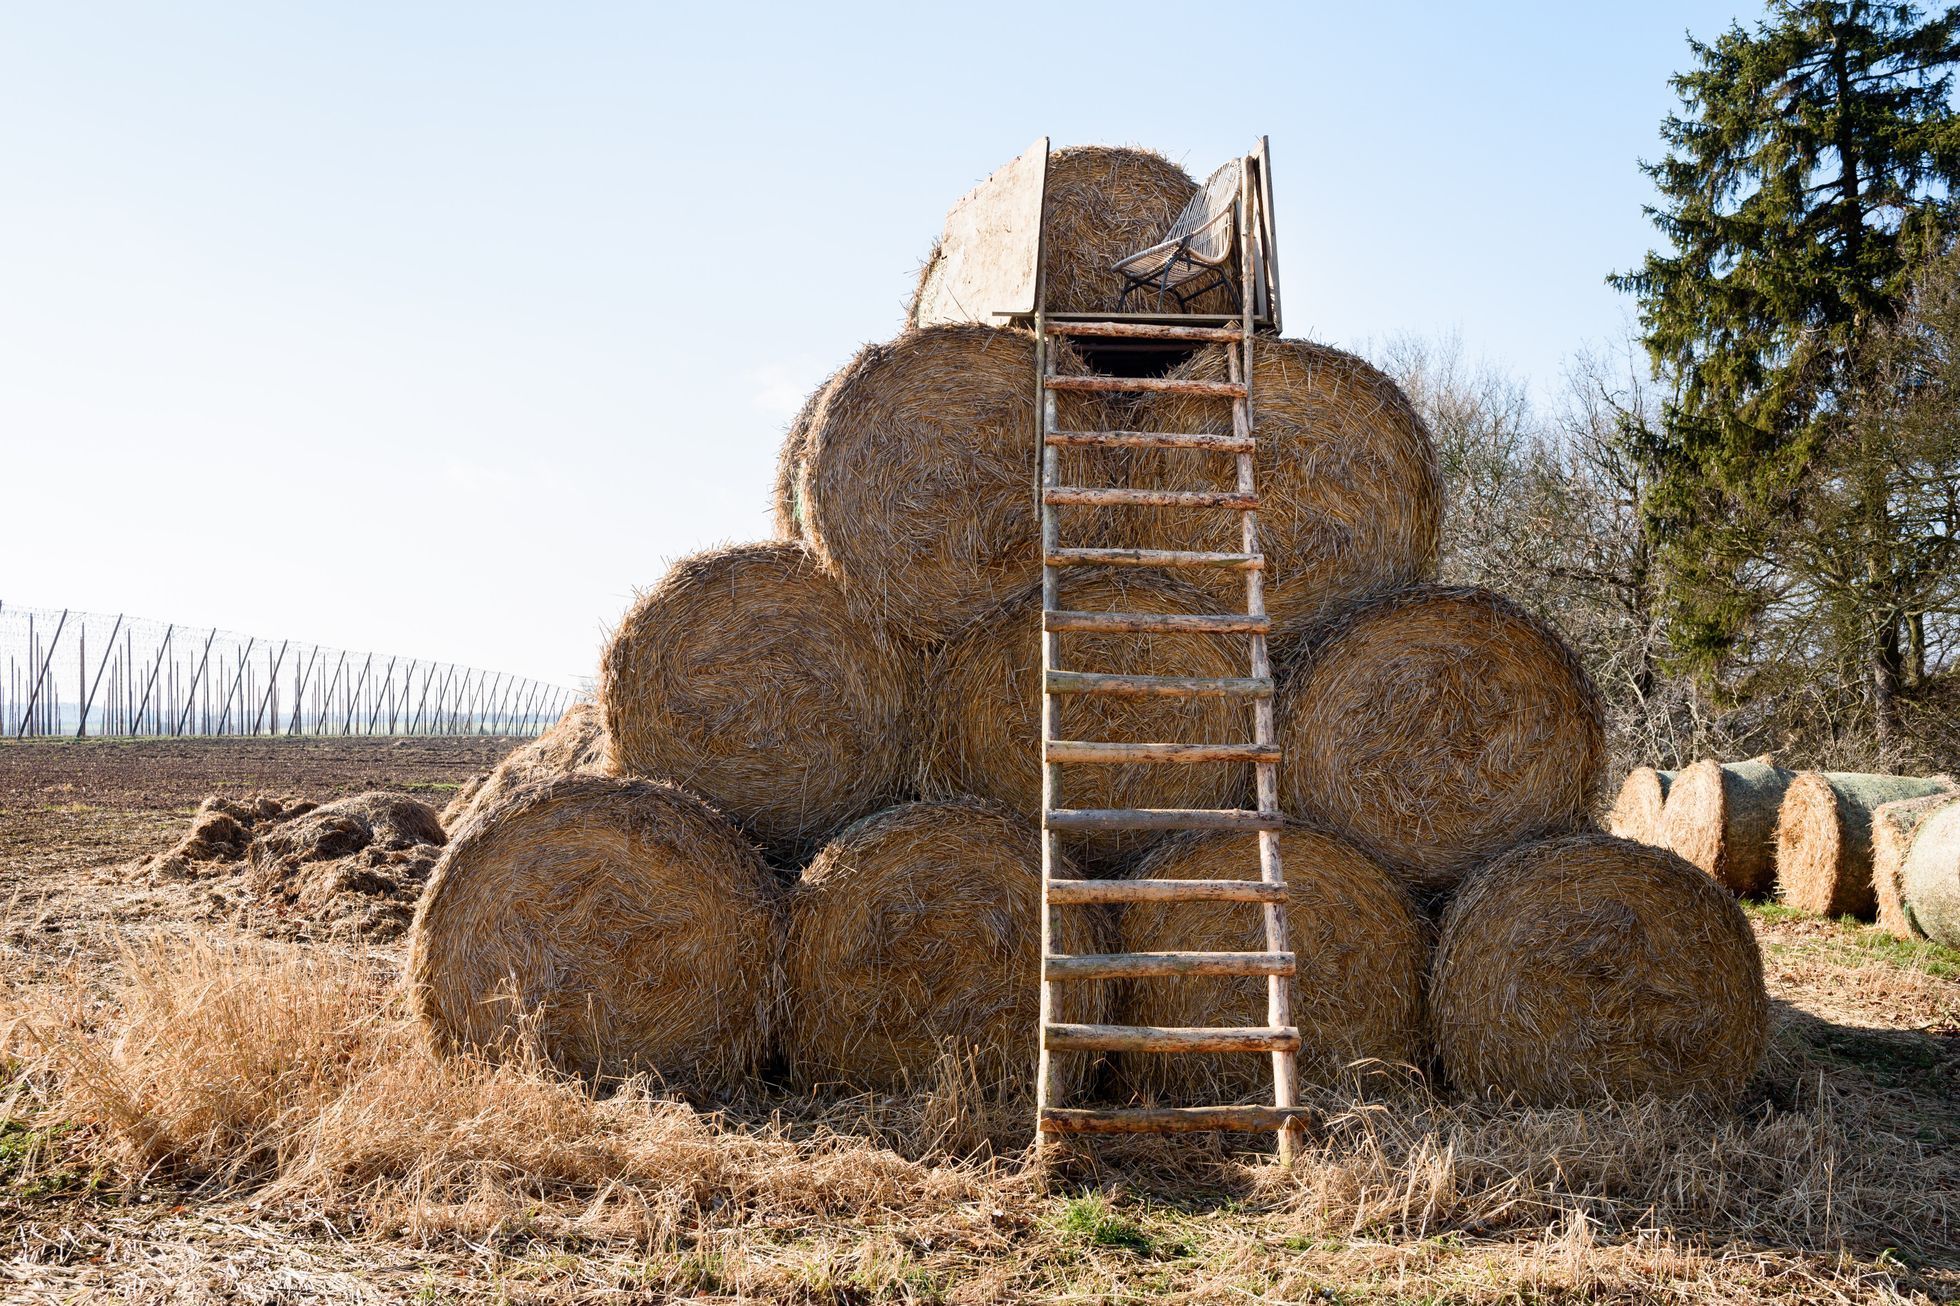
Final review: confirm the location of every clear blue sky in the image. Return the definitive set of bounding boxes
[0,2,1748,686]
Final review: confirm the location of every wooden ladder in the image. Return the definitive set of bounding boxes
[1032,162,1304,1162]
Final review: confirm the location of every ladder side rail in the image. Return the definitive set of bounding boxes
[1035,311,1065,1151]
[1232,161,1302,1165]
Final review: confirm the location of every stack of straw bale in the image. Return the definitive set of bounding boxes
[408,143,1771,1112]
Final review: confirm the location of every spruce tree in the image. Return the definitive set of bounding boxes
[1613,1,1960,754]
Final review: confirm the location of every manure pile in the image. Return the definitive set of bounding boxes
[406,143,1771,1114]
[140,790,445,941]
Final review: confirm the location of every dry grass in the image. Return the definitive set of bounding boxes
[406,774,780,1087]
[2,929,1956,1302]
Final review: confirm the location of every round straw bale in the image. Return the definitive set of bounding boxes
[1660,759,1797,897]
[1131,339,1441,641]
[600,541,913,862]
[796,325,1118,645]
[783,798,1110,1096]
[441,701,615,835]
[1430,832,1769,1106]
[908,146,1203,321]
[1113,825,1424,1103]
[770,369,836,542]
[1276,586,1605,897]
[407,774,779,1085]
[920,572,1253,875]
[440,773,488,830]
[1901,800,1960,946]
[1774,772,1951,919]
[1605,767,1675,844]
[1873,787,1959,938]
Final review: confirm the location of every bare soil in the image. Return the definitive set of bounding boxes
[0,738,1956,1304]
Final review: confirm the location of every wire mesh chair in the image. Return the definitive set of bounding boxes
[1112,158,1242,312]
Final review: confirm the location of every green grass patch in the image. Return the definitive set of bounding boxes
[0,1117,93,1199]
[1751,902,1960,980]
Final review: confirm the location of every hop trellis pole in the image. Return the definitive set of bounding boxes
[0,604,579,739]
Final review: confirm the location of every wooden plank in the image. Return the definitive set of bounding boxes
[1044,486,1257,510]
[1040,1104,1314,1134]
[1046,429,1255,453]
[1046,740,1281,765]
[1045,671,1271,699]
[913,138,1047,327]
[1045,808,1285,833]
[1045,951,1295,980]
[1020,311,1265,326]
[1045,376,1245,397]
[1235,147,1303,1167]
[1047,546,1262,570]
[1035,305,1063,1153]
[1044,1023,1300,1054]
[1044,610,1269,635]
[1256,136,1283,336]
[1046,876,1287,903]
[1044,320,1242,343]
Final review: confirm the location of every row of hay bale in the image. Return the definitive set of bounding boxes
[409,143,1771,1112]
[1608,758,1960,944]
[417,763,1767,1109]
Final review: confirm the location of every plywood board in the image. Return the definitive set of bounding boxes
[912,137,1047,327]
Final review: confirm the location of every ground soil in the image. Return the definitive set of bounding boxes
[0,737,510,986]
[1,738,1957,1303]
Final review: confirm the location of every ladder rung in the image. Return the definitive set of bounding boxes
[1039,1104,1313,1134]
[1045,610,1270,635]
[1044,486,1258,510]
[1046,740,1281,765]
[1047,876,1287,903]
[1045,807,1285,833]
[1046,376,1246,398]
[1047,547,1262,571]
[1045,671,1271,699]
[1046,429,1255,453]
[1044,1023,1301,1054]
[1046,951,1294,980]
[1043,321,1245,344]
[1029,311,1257,327]
[1046,808,1285,833]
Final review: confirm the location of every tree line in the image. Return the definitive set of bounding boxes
[1384,0,1960,775]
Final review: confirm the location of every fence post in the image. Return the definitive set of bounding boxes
[174,628,220,736]
[14,609,67,739]
[286,646,320,736]
[212,637,256,736]
[75,613,125,739]
[251,640,289,735]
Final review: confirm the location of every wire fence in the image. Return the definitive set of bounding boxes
[0,603,581,739]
